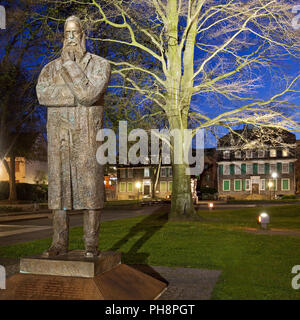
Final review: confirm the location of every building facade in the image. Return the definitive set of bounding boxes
[116,165,173,200]
[217,128,297,200]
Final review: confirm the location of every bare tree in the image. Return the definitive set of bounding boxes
[37,0,300,219]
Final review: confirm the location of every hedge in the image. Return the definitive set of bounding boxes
[0,182,48,201]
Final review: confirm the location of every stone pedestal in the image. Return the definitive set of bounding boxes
[0,251,167,300]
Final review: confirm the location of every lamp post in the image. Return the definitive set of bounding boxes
[136,181,141,204]
[271,172,278,199]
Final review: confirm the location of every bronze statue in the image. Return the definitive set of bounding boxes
[36,16,111,258]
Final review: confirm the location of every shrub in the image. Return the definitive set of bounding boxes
[281,194,297,200]
[0,182,48,201]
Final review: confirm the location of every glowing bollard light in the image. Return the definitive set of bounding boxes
[257,213,270,229]
[208,202,214,211]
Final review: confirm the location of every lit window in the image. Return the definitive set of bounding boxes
[258,150,265,158]
[258,164,265,174]
[127,182,133,192]
[270,149,276,157]
[235,151,241,159]
[282,163,289,174]
[160,181,167,192]
[282,149,289,157]
[119,182,126,192]
[168,181,172,192]
[223,151,230,159]
[144,168,150,177]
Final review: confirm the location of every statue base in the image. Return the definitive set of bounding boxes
[0,250,167,300]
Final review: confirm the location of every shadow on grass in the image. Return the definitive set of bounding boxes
[109,205,169,265]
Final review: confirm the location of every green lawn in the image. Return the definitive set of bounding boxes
[1,204,300,299]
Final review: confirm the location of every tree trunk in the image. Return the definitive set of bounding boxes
[8,156,17,202]
[168,117,198,220]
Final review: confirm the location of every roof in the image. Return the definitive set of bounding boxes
[218,127,296,149]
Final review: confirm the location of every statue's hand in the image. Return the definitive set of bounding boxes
[61,50,75,64]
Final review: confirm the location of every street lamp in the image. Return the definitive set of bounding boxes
[271,172,278,200]
[136,181,141,203]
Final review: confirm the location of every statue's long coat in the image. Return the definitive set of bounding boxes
[36,53,111,210]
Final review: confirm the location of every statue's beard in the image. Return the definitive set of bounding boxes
[62,39,86,62]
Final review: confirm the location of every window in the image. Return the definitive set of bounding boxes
[127,168,133,178]
[144,167,150,177]
[160,181,167,192]
[245,179,251,190]
[223,180,230,191]
[168,167,172,177]
[281,179,290,191]
[270,163,276,173]
[168,181,172,192]
[258,150,265,158]
[160,168,166,177]
[246,150,252,158]
[260,179,265,191]
[234,179,242,191]
[127,182,133,192]
[235,151,241,159]
[15,161,20,173]
[270,149,276,157]
[224,164,230,175]
[282,163,289,174]
[282,149,289,157]
[246,164,253,174]
[268,179,277,190]
[119,182,126,192]
[223,151,230,159]
[235,164,241,175]
[120,169,126,178]
[258,163,265,174]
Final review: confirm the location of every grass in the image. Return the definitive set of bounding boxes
[1,204,300,299]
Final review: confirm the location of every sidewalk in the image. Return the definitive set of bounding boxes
[0,210,83,223]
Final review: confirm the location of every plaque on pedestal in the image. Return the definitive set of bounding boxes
[0,251,167,300]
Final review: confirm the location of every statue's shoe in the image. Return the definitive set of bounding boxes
[84,248,100,258]
[42,245,68,257]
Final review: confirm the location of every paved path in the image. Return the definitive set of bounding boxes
[0,205,167,246]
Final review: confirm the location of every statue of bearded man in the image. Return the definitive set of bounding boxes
[36,16,111,258]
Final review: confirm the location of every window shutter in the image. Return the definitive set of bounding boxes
[277,162,282,173]
[265,163,270,175]
[230,164,235,175]
[253,163,258,174]
[242,180,246,191]
[219,164,223,175]
[241,164,246,174]
[289,162,294,173]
